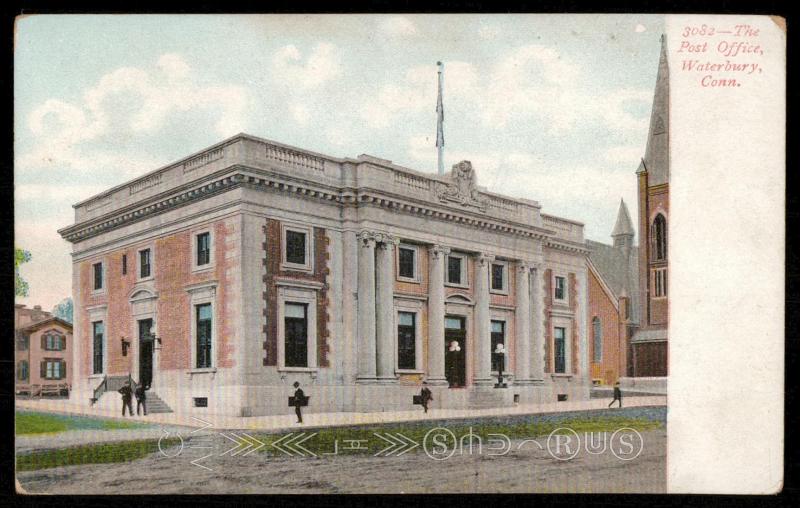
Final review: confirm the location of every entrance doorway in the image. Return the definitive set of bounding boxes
[138,319,153,388]
[444,316,466,388]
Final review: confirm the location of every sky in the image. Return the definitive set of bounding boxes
[14,14,665,310]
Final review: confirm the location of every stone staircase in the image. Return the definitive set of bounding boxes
[90,374,173,414]
[144,391,173,414]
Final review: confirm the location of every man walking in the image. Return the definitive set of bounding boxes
[420,383,433,414]
[118,380,134,417]
[135,384,147,416]
[292,381,305,424]
[608,381,623,408]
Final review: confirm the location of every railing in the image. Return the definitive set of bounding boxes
[90,375,107,405]
[264,143,325,172]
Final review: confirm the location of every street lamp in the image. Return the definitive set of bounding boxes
[494,343,508,388]
[448,340,461,352]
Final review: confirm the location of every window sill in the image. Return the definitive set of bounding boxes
[397,276,421,284]
[90,289,106,296]
[444,282,470,290]
[396,369,424,375]
[278,366,318,373]
[550,373,574,381]
[89,374,105,379]
[280,262,314,274]
[490,289,509,296]
[191,264,215,274]
[186,368,217,379]
[136,276,154,284]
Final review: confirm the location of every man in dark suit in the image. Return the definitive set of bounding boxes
[292,381,305,424]
[118,381,133,416]
[420,383,433,413]
[608,381,623,408]
[135,384,147,416]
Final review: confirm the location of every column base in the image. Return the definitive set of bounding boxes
[356,376,378,384]
[513,378,542,386]
[472,377,495,387]
[424,376,449,386]
[374,376,398,385]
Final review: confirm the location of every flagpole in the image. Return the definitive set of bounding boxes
[436,61,445,175]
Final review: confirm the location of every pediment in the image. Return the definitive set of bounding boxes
[129,287,158,302]
[446,293,474,305]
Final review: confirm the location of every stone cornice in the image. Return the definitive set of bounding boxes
[60,166,583,248]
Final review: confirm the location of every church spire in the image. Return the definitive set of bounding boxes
[612,198,635,248]
[642,34,670,185]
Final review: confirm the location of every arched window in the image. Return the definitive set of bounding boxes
[651,214,667,261]
[592,317,602,363]
[17,360,28,381]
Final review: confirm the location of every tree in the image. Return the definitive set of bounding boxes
[52,297,73,324]
[15,248,31,297]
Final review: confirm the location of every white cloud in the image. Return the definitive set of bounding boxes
[359,44,648,137]
[478,24,500,40]
[18,53,250,175]
[272,43,342,89]
[602,145,643,165]
[635,24,647,33]
[378,16,418,38]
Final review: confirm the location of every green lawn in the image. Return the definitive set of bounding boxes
[16,411,147,436]
[254,416,663,456]
[16,438,182,472]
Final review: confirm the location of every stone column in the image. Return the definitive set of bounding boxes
[473,253,494,386]
[356,231,377,382]
[426,245,450,385]
[375,235,398,383]
[530,265,546,381]
[514,261,532,384]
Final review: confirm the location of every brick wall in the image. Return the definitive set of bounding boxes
[262,219,331,367]
[588,267,623,385]
[568,272,579,375]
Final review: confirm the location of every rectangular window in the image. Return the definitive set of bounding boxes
[554,276,566,301]
[92,322,104,375]
[44,334,63,351]
[398,247,416,280]
[196,232,211,266]
[93,263,103,290]
[397,312,416,370]
[139,249,151,279]
[554,326,566,374]
[196,303,212,369]
[44,360,62,380]
[491,320,505,371]
[491,263,505,291]
[285,230,307,266]
[284,303,308,368]
[653,268,668,297]
[447,256,462,285]
[122,254,127,275]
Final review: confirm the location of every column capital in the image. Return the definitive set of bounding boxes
[474,252,495,266]
[375,233,399,249]
[429,244,451,259]
[357,230,377,248]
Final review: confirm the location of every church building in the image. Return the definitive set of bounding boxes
[631,35,669,379]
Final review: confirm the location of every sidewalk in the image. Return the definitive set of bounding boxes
[16,395,666,433]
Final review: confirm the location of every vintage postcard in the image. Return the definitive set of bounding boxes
[13,14,785,494]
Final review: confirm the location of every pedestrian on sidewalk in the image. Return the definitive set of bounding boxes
[608,381,622,408]
[420,383,433,413]
[292,381,305,424]
[135,384,148,416]
[118,381,134,417]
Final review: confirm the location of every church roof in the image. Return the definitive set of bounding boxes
[611,199,635,237]
[587,239,640,324]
